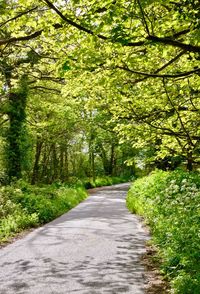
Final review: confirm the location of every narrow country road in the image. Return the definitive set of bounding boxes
[0,183,150,294]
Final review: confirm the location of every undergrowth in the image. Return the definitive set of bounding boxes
[80,175,131,189]
[127,170,200,294]
[0,181,87,243]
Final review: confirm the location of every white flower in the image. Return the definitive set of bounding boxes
[15,188,22,193]
[180,185,186,192]
[182,179,187,184]
[170,180,176,184]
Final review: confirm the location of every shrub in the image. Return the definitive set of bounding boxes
[0,212,38,240]
[0,182,87,243]
[0,187,39,240]
[82,175,130,189]
[11,184,87,223]
[127,169,200,294]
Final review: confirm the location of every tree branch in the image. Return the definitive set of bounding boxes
[137,0,150,36]
[0,118,9,126]
[170,28,191,39]
[128,50,186,85]
[147,35,200,53]
[117,65,200,78]
[0,30,43,46]
[43,0,107,40]
[45,0,198,54]
[43,0,147,46]
[0,6,38,28]
[29,86,61,93]
[38,76,65,83]
[1,0,199,56]
[0,23,63,47]
[162,78,194,146]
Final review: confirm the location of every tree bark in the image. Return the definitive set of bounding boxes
[186,151,193,171]
[31,138,43,184]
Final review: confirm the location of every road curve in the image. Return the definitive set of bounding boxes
[0,183,149,294]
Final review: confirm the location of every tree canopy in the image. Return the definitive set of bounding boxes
[0,0,200,182]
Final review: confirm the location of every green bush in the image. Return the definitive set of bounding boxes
[0,182,87,243]
[12,183,87,223]
[82,175,130,189]
[0,212,38,240]
[0,187,39,240]
[127,170,200,294]
[0,189,19,218]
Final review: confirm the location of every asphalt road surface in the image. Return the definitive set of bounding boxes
[0,183,150,294]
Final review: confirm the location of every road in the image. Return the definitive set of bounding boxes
[0,183,149,294]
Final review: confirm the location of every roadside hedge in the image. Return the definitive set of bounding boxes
[127,170,200,294]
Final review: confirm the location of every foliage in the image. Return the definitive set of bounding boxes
[127,170,200,293]
[0,181,87,242]
[82,175,131,189]
[0,186,38,241]
[0,3,199,292]
[1,0,200,182]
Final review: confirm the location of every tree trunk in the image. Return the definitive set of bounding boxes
[99,144,110,176]
[186,151,193,171]
[64,149,69,181]
[59,145,64,181]
[109,143,115,176]
[7,95,22,180]
[31,138,43,184]
[7,77,27,181]
[41,143,51,183]
[91,148,95,182]
[52,143,58,181]
[89,137,95,181]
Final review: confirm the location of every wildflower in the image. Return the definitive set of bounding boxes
[170,180,176,184]
[182,179,187,184]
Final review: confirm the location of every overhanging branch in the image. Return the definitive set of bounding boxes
[44,0,200,53]
[29,86,61,93]
[0,30,43,46]
[147,35,200,53]
[117,66,200,78]
[0,6,38,28]
[1,0,199,56]
[43,0,107,40]
[0,24,62,46]
[127,50,186,85]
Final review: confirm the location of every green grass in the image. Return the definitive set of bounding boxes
[0,181,87,243]
[126,169,200,294]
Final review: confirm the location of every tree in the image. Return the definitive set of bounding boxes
[0,1,65,181]
[6,75,28,180]
[1,0,200,182]
[47,0,200,170]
